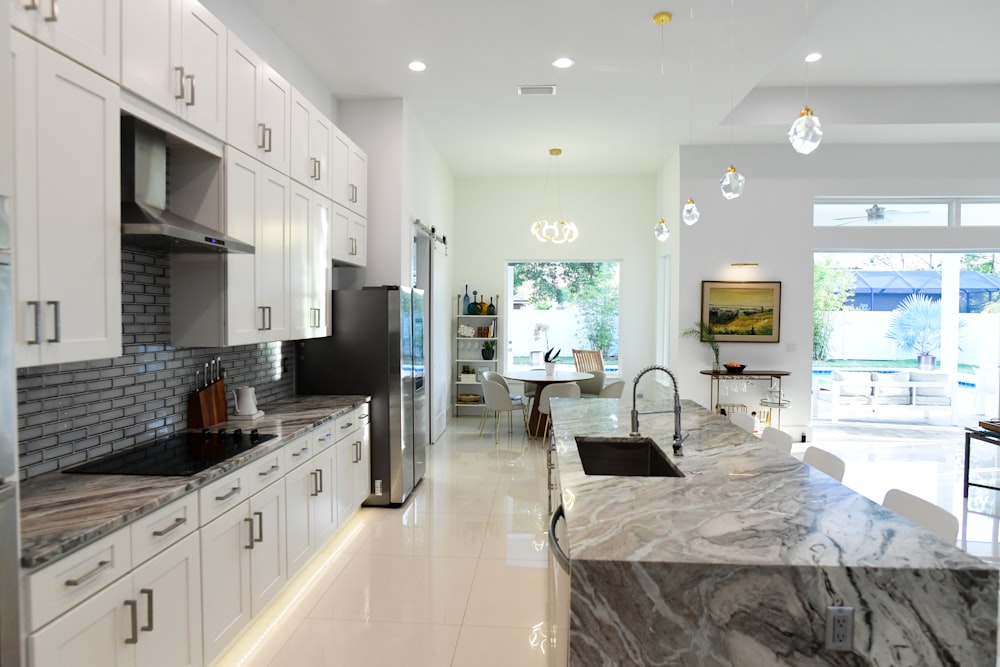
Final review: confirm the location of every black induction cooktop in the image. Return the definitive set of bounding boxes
[63,428,277,477]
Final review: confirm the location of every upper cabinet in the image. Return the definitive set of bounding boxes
[10,0,119,81]
[332,127,367,217]
[289,183,331,340]
[330,202,366,268]
[289,90,332,197]
[11,32,121,367]
[121,0,226,138]
[227,33,291,173]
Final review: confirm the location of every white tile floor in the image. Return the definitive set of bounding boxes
[214,413,1000,666]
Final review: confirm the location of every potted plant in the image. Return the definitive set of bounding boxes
[682,321,721,371]
[481,339,496,360]
[544,347,561,375]
[885,294,956,370]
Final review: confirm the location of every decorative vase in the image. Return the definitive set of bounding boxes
[917,354,936,370]
[482,349,495,360]
[487,297,496,315]
[468,290,479,315]
[545,362,555,375]
[462,285,470,315]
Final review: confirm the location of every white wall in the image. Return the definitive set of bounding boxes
[453,175,657,384]
[677,143,1000,429]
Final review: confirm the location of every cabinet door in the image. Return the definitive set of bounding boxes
[288,183,312,341]
[13,0,120,81]
[289,91,313,187]
[257,164,290,342]
[29,575,135,667]
[308,112,332,196]
[353,422,371,507]
[131,533,203,667]
[260,64,291,172]
[12,35,121,367]
[284,461,317,577]
[223,149,261,346]
[309,194,331,334]
[311,445,337,545]
[248,481,286,616]
[225,33,262,159]
[329,201,351,264]
[335,436,354,528]
[331,127,351,208]
[348,215,367,267]
[178,0,225,137]
[348,143,367,217]
[199,502,252,665]
[121,0,181,111]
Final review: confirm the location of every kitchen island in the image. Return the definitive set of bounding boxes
[548,395,997,666]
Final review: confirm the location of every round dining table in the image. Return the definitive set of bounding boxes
[501,369,593,437]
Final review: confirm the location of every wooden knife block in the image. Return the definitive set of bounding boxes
[189,380,227,428]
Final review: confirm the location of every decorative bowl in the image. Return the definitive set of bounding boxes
[457,393,481,404]
[724,364,746,374]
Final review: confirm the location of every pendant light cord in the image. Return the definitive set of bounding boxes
[688,7,694,146]
[804,0,811,102]
[728,0,735,160]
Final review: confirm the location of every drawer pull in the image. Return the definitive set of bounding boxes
[310,471,319,496]
[124,599,138,644]
[215,486,241,502]
[64,559,111,586]
[257,122,267,149]
[316,434,331,442]
[316,468,323,493]
[341,422,353,429]
[291,446,310,458]
[244,517,255,550]
[140,588,154,632]
[151,517,186,537]
[254,511,264,543]
[259,464,280,478]
[174,67,185,99]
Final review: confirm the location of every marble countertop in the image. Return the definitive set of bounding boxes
[550,396,987,571]
[18,394,368,569]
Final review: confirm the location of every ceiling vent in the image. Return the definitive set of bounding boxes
[517,85,557,96]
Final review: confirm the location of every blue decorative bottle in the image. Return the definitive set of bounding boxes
[462,285,470,315]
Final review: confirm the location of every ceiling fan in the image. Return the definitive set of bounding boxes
[833,203,931,225]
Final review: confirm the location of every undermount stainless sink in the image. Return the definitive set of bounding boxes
[574,436,685,477]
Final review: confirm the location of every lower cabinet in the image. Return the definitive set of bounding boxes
[200,480,286,664]
[29,533,203,667]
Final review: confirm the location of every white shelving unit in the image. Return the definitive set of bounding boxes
[454,294,499,415]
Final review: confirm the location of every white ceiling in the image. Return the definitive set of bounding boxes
[241,0,1000,176]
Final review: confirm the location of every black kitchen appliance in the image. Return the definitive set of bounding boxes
[62,429,277,477]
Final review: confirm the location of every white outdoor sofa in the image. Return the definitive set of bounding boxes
[813,370,955,423]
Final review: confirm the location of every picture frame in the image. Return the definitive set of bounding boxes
[700,281,781,343]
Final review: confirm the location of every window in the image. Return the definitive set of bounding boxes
[961,203,1000,227]
[813,201,948,227]
[505,261,620,372]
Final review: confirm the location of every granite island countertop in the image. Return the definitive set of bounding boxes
[19,394,368,570]
[549,395,997,666]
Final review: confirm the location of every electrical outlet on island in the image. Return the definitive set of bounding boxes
[825,605,855,651]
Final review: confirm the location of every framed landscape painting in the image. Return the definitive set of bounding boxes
[701,281,781,343]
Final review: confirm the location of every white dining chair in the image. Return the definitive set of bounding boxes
[482,371,526,415]
[538,383,581,446]
[576,370,606,398]
[598,380,625,399]
[882,488,959,544]
[729,411,756,433]
[479,379,528,443]
[802,445,845,481]
[761,426,793,454]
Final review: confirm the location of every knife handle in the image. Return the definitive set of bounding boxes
[204,363,209,388]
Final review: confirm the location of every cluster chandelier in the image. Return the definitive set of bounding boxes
[530,148,578,244]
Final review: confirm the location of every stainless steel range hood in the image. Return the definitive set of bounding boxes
[121,117,253,254]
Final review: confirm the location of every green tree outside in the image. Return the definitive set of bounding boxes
[813,259,856,360]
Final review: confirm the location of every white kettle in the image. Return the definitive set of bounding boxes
[232,386,258,416]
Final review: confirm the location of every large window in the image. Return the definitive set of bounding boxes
[814,198,1000,228]
[506,261,620,372]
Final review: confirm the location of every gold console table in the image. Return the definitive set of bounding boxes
[700,370,790,428]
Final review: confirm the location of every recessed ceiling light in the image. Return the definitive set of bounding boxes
[804,52,822,63]
[408,61,427,72]
[552,57,574,69]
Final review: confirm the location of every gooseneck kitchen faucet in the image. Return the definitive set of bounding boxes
[630,365,688,456]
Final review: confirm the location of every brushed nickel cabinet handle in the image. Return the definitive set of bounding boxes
[151,516,186,537]
[258,463,280,478]
[44,0,57,21]
[315,159,321,180]
[291,445,309,458]
[23,0,38,9]
[257,123,267,149]
[46,300,60,342]
[140,588,154,632]
[341,421,353,430]
[253,511,264,543]
[124,600,139,644]
[310,470,319,496]
[258,305,267,330]
[215,486,241,502]
[27,301,40,344]
[65,559,111,586]
[265,126,272,152]
[174,67,185,99]
[185,74,195,106]
[244,517,254,549]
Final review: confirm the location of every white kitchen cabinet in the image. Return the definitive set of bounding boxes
[173,148,290,348]
[11,32,121,368]
[10,0,119,81]
[28,534,203,667]
[335,433,355,529]
[227,33,290,172]
[289,183,331,340]
[120,0,226,138]
[330,201,366,268]
[332,126,367,217]
[333,406,369,526]
[353,411,371,507]
[248,480,286,616]
[284,454,318,576]
[289,89,332,195]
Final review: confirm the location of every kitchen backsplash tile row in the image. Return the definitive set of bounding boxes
[15,246,297,479]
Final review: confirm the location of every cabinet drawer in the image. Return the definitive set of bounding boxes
[130,493,199,566]
[312,420,337,453]
[199,468,250,526]
[284,434,314,470]
[245,447,288,497]
[25,529,132,632]
[334,409,359,442]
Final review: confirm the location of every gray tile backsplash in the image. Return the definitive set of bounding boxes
[16,246,298,479]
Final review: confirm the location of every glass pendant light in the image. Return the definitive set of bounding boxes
[653,218,669,241]
[788,0,822,155]
[682,198,700,225]
[720,165,744,200]
[653,11,672,242]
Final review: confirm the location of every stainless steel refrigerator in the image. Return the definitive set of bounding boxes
[296,286,428,506]
[0,195,21,667]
